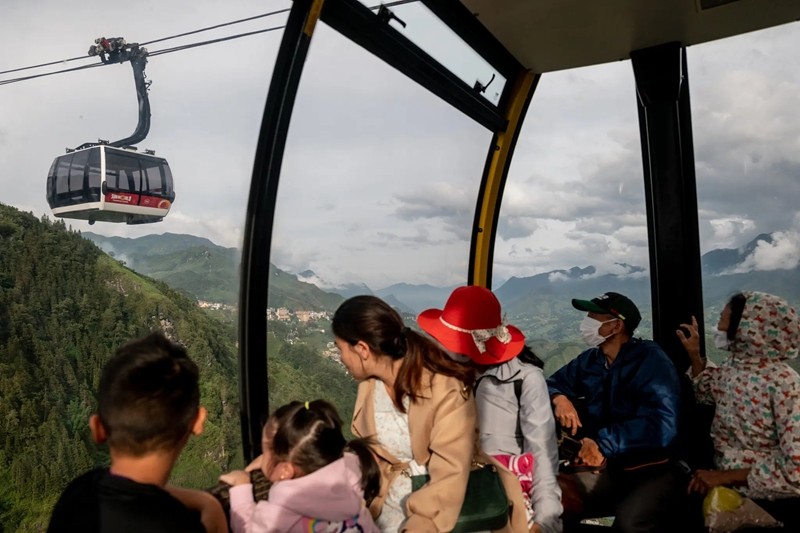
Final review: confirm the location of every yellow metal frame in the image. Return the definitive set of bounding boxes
[304,0,326,37]
[471,70,537,288]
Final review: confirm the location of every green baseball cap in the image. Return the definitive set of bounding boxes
[572,292,642,332]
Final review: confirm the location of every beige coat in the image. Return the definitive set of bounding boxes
[352,372,528,533]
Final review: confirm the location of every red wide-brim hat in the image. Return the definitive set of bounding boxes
[417,286,525,366]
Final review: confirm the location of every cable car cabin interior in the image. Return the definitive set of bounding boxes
[232,0,800,529]
[46,144,175,225]
[241,0,800,451]
[2,0,800,530]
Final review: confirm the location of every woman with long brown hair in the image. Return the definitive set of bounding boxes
[331,295,477,532]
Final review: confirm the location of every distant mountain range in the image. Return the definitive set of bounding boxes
[77,229,800,377]
[82,232,800,331]
[294,271,457,314]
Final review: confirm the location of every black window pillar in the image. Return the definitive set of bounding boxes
[239,0,320,462]
[632,42,704,372]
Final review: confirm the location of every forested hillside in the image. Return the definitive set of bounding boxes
[83,232,345,311]
[0,205,357,532]
[0,206,242,531]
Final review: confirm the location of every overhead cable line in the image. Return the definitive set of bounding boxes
[0,0,420,86]
[0,62,106,86]
[0,55,92,76]
[140,7,291,46]
[148,25,285,58]
[0,6,293,79]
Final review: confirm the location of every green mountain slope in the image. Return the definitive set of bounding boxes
[83,232,240,304]
[82,232,345,311]
[0,207,242,531]
[267,264,344,311]
[0,206,357,531]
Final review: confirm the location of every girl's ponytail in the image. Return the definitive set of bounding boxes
[345,438,380,505]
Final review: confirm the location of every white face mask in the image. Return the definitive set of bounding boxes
[579,316,618,347]
[713,329,730,350]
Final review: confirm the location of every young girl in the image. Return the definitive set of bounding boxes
[220,399,380,533]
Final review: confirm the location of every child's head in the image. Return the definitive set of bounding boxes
[89,332,206,457]
[261,399,380,503]
[260,400,346,482]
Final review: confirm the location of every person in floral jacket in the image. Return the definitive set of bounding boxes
[677,291,800,528]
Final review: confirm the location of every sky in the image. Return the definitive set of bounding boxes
[2,0,799,290]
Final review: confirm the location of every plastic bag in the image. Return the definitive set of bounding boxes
[703,486,781,532]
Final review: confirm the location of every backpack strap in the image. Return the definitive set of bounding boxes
[514,379,523,441]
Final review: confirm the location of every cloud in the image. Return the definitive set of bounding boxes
[706,216,758,249]
[727,216,800,273]
[3,3,800,291]
[548,271,571,282]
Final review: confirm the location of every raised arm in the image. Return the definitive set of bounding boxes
[676,316,706,378]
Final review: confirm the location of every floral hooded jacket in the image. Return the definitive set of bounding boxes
[694,291,800,499]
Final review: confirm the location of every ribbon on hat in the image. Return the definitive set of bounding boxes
[439,315,512,355]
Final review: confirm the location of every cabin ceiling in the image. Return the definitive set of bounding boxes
[460,0,800,73]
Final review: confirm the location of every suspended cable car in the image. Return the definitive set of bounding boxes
[46,37,175,224]
[46,144,174,225]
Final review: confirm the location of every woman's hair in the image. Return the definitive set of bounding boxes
[265,399,379,504]
[332,295,475,412]
[517,345,545,369]
[726,293,747,341]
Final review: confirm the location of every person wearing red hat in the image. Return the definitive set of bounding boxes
[418,286,563,533]
[331,295,478,533]
[546,292,684,532]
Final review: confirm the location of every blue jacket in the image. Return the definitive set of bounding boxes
[546,339,681,462]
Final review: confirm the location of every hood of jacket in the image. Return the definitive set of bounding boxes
[268,453,365,522]
[731,291,800,364]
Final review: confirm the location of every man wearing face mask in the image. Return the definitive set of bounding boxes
[546,292,683,532]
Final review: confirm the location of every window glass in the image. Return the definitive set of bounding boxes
[142,159,164,194]
[354,0,506,104]
[87,149,102,199]
[0,1,288,521]
[270,24,493,417]
[687,22,800,366]
[161,163,174,196]
[55,154,73,195]
[68,150,89,193]
[499,61,648,376]
[105,151,142,192]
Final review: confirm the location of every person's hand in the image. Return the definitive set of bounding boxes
[219,470,251,487]
[676,316,701,361]
[688,469,750,494]
[529,523,543,533]
[688,469,730,494]
[245,454,264,472]
[677,316,708,377]
[577,437,605,467]
[552,395,582,436]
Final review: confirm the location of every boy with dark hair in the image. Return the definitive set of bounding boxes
[48,332,223,533]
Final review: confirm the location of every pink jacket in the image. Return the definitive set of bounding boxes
[229,453,379,533]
